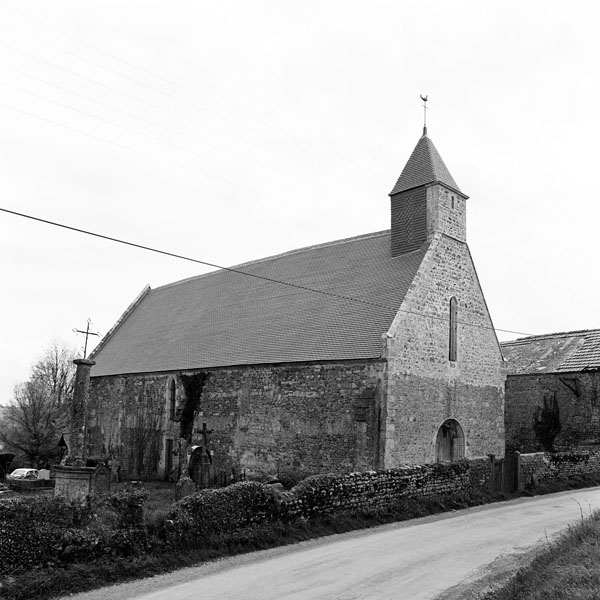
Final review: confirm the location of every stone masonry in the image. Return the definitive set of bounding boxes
[505,371,600,452]
[88,359,385,480]
[384,224,505,466]
[86,128,506,481]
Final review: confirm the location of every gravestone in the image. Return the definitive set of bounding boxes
[92,464,111,494]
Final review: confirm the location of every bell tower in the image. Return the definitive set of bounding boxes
[389,126,468,258]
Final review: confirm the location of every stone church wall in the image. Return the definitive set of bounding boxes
[383,233,505,466]
[505,371,600,453]
[89,359,385,481]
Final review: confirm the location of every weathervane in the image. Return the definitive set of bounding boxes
[420,94,428,134]
[73,318,100,359]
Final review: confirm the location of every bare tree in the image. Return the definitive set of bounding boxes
[0,343,76,466]
[30,343,76,407]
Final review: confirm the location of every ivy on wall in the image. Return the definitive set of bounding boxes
[180,373,208,442]
[534,392,562,452]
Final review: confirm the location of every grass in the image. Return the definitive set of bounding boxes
[113,480,175,518]
[483,509,600,600]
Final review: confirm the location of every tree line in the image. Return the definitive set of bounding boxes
[0,343,77,470]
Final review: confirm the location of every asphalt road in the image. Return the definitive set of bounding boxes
[65,487,600,600]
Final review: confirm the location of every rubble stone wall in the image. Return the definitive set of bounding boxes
[281,457,493,518]
[384,233,505,466]
[505,371,600,453]
[520,450,600,487]
[89,359,385,480]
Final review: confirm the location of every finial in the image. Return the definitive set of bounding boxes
[420,94,428,136]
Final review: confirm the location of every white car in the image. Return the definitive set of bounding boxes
[7,468,39,480]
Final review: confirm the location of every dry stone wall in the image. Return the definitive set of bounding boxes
[280,458,492,519]
[520,450,600,487]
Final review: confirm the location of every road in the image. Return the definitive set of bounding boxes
[66,487,600,600]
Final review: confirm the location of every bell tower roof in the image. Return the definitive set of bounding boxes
[389,129,463,196]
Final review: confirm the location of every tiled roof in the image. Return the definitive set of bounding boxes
[501,329,600,375]
[90,231,428,377]
[390,131,462,196]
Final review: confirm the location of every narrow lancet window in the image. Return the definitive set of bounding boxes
[449,297,458,362]
[169,379,176,420]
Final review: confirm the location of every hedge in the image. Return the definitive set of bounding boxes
[165,481,277,543]
[0,490,150,577]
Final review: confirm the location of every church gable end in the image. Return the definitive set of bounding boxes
[383,235,505,467]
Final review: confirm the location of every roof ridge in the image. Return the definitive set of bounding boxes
[154,230,391,292]
[501,328,600,346]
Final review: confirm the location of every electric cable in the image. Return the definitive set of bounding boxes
[0,100,259,193]
[0,205,535,338]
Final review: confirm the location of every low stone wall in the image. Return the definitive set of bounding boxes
[520,450,600,487]
[281,458,493,519]
[7,479,55,492]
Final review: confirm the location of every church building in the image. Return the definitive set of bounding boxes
[87,125,505,482]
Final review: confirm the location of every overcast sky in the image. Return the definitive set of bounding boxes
[1,1,599,403]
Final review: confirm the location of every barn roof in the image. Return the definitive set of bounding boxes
[501,329,600,375]
[90,230,428,377]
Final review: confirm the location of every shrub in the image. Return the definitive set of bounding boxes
[95,488,149,528]
[0,452,15,479]
[0,495,98,576]
[276,466,314,490]
[0,495,94,528]
[166,481,276,542]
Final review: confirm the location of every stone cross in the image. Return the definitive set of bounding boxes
[73,319,100,359]
[199,422,214,446]
[63,358,96,466]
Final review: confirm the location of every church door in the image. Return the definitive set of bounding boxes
[435,419,465,462]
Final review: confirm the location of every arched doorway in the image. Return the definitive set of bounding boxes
[435,419,465,462]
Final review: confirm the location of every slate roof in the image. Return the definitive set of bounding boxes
[90,231,429,377]
[501,330,600,375]
[390,130,463,196]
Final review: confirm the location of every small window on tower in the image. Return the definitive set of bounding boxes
[451,196,455,209]
[449,297,458,362]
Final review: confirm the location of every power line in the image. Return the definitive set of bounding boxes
[3,7,268,126]
[0,41,230,135]
[0,206,535,338]
[2,7,382,190]
[0,100,258,193]
[0,64,297,181]
[0,80,265,193]
[1,42,379,195]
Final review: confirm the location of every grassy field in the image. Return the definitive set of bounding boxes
[485,509,600,600]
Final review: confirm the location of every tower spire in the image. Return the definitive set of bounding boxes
[420,94,428,136]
